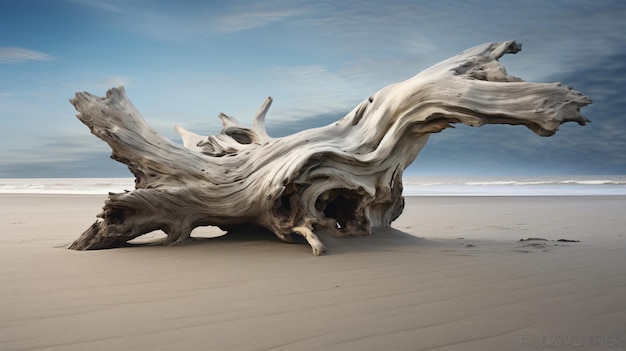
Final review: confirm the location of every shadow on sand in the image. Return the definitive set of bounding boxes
[116,225,438,255]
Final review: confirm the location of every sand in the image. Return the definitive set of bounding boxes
[1,194,625,350]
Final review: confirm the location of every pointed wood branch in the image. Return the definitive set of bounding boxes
[68,41,591,255]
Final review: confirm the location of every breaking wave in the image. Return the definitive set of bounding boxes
[403,175,626,196]
[0,178,134,195]
[1,175,625,196]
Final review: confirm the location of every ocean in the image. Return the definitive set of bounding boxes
[1,175,626,196]
[403,175,626,196]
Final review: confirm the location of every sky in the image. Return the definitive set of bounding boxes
[1,0,625,178]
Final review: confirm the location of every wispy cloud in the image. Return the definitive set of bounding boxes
[0,133,129,178]
[216,7,306,33]
[271,65,357,97]
[64,0,122,13]
[267,65,365,121]
[0,47,54,64]
[94,76,133,88]
[65,0,308,40]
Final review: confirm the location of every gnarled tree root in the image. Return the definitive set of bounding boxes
[68,41,591,255]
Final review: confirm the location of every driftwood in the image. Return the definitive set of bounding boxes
[68,41,591,255]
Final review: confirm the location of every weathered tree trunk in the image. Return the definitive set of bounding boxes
[68,41,591,255]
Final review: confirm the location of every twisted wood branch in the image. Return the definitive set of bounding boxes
[68,41,591,255]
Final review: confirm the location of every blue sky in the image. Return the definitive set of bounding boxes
[1,0,625,178]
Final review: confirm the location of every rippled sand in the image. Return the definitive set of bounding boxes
[1,195,625,350]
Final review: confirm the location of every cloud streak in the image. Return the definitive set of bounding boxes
[216,6,306,33]
[94,76,133,88]
[0,47,54,64]
[0,134,128,178]
[65,1,308,41]
[64,0,122,13]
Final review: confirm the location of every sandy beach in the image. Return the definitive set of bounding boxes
[1,194,625,350]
